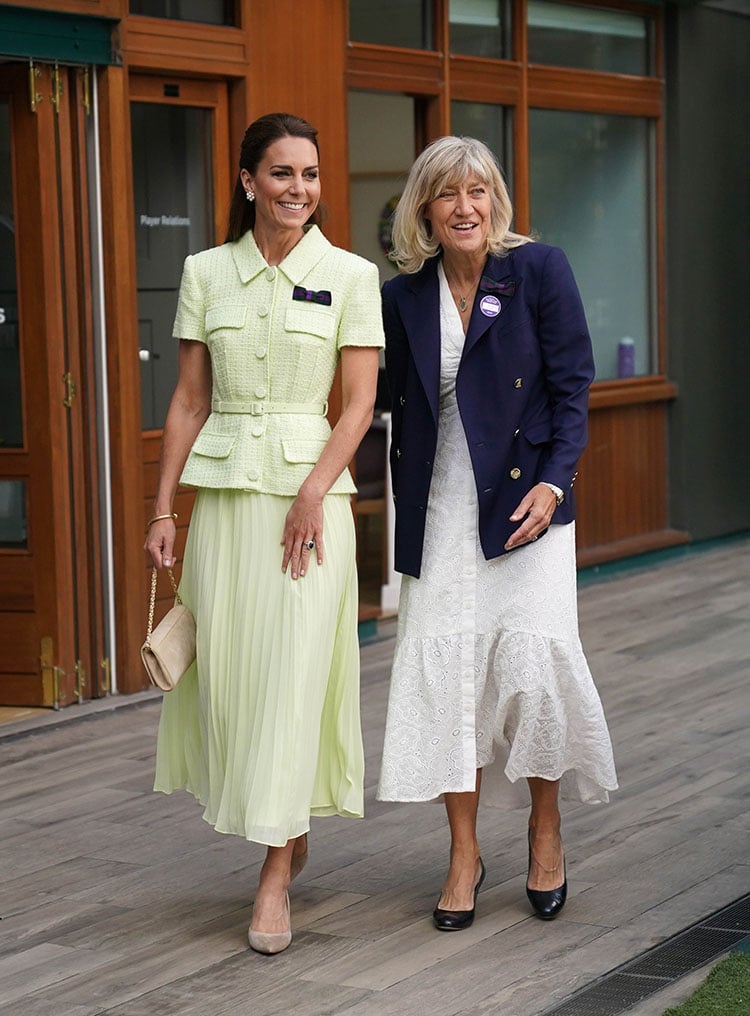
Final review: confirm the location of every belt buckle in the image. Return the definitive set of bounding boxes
[248,402,265,415]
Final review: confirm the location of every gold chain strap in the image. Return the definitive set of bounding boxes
[144,566,183,647]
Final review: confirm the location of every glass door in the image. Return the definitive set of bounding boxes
[129,76,229,613]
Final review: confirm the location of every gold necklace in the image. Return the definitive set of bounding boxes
[446,274,479,313]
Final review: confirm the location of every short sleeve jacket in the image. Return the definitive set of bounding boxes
[175,225,385,495]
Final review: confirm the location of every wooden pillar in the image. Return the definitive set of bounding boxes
[98,65,148,693]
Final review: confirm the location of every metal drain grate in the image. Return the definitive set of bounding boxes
[539,892,750,1016]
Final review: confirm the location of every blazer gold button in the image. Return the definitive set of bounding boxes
[514,378,523,388]
[510,467,521,479]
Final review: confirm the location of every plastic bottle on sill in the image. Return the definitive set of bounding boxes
[617,336,636,378]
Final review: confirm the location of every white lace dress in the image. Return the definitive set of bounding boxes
[377,265,617,805]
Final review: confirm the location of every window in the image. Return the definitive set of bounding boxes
[450,101,512,185]
[449,0,511,59]
[129,0,235,27]
[530,110,654,379]
[349,0,433,49]
[527,1,651,76]
[131,102,214,429]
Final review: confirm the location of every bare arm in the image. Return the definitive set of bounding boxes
[144,339,212,568]
[281,345,380,579]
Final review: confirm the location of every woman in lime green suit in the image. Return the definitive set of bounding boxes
[145,113,384,954]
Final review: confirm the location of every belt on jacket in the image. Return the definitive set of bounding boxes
[211,400,328,416]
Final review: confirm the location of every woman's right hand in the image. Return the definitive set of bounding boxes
[144,518,176,569]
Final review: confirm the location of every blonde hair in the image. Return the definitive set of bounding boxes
[390,136,531,274]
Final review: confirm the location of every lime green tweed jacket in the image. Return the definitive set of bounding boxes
[175,226,385,495]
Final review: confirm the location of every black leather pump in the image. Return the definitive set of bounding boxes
[526,831,567,920]
[433,858,486,931]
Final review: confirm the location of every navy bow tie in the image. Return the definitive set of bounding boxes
[480,276,516,297]
[293,285,332,306]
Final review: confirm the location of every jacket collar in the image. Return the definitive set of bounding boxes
[230,224,331,285]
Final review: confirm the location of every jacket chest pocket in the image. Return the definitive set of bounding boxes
[285,305,336,343]
[205,305,247,340]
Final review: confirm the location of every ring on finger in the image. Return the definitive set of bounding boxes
[304,540,315,550]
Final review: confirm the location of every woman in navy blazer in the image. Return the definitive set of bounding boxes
[377,137,617,928]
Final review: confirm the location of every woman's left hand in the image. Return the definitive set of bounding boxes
[281,491,324,579]
[505,483,558,550]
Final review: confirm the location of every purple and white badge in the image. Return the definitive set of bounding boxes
[479,294,501,317]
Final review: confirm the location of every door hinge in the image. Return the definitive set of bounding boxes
[28,61,43,114]
[40,636,65,709]
[100,657,111,694]
[73,660,86,700]
[81,67,91,116]
[51,63,64,116]
[62,372,77,407]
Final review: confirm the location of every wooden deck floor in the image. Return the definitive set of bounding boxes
[1,539,748,1016]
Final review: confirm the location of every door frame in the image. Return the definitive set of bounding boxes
[99,70,231,694]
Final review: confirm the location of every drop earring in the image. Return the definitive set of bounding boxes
[246,190,255,202]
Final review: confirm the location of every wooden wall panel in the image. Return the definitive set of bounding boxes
[122,17,249,75]
[576,403,687,566]
[247,0,351,250]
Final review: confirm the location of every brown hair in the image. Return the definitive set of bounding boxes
[225,112,323,243]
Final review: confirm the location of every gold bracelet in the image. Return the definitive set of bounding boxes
[147,512,178,528]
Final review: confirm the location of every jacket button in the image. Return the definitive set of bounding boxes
[399,396,405,406]
[510,467,521,480]
[514,378,523,389]
[252,426,263,437]
[265,267,276,281]
[247,470,259,481]
[396,448,401,458]
[258,306,269,317]
[514,428,520,437]
[483,487,492,494]
[255,387,267,398]
[256,347,266,358]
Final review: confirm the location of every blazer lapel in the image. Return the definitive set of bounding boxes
[401,262,441,427]
[462,252,518,359]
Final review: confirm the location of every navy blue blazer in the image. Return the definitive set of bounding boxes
[383,242,594,578]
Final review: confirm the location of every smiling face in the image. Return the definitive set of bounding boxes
[241,135,321,238]
[424,176,492,261]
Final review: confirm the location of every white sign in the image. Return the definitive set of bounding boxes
[139,214,191,228]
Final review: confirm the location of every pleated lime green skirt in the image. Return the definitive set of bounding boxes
[153,488,364,846]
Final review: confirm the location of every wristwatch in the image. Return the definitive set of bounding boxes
[543,482,565,506]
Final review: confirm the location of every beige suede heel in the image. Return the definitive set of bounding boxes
[248,892,292,955]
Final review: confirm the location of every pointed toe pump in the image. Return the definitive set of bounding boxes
[433,858,486,931]
[248,892,292,955]
[526,832,567,921]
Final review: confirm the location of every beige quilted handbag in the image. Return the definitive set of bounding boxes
[140,566,196,691]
